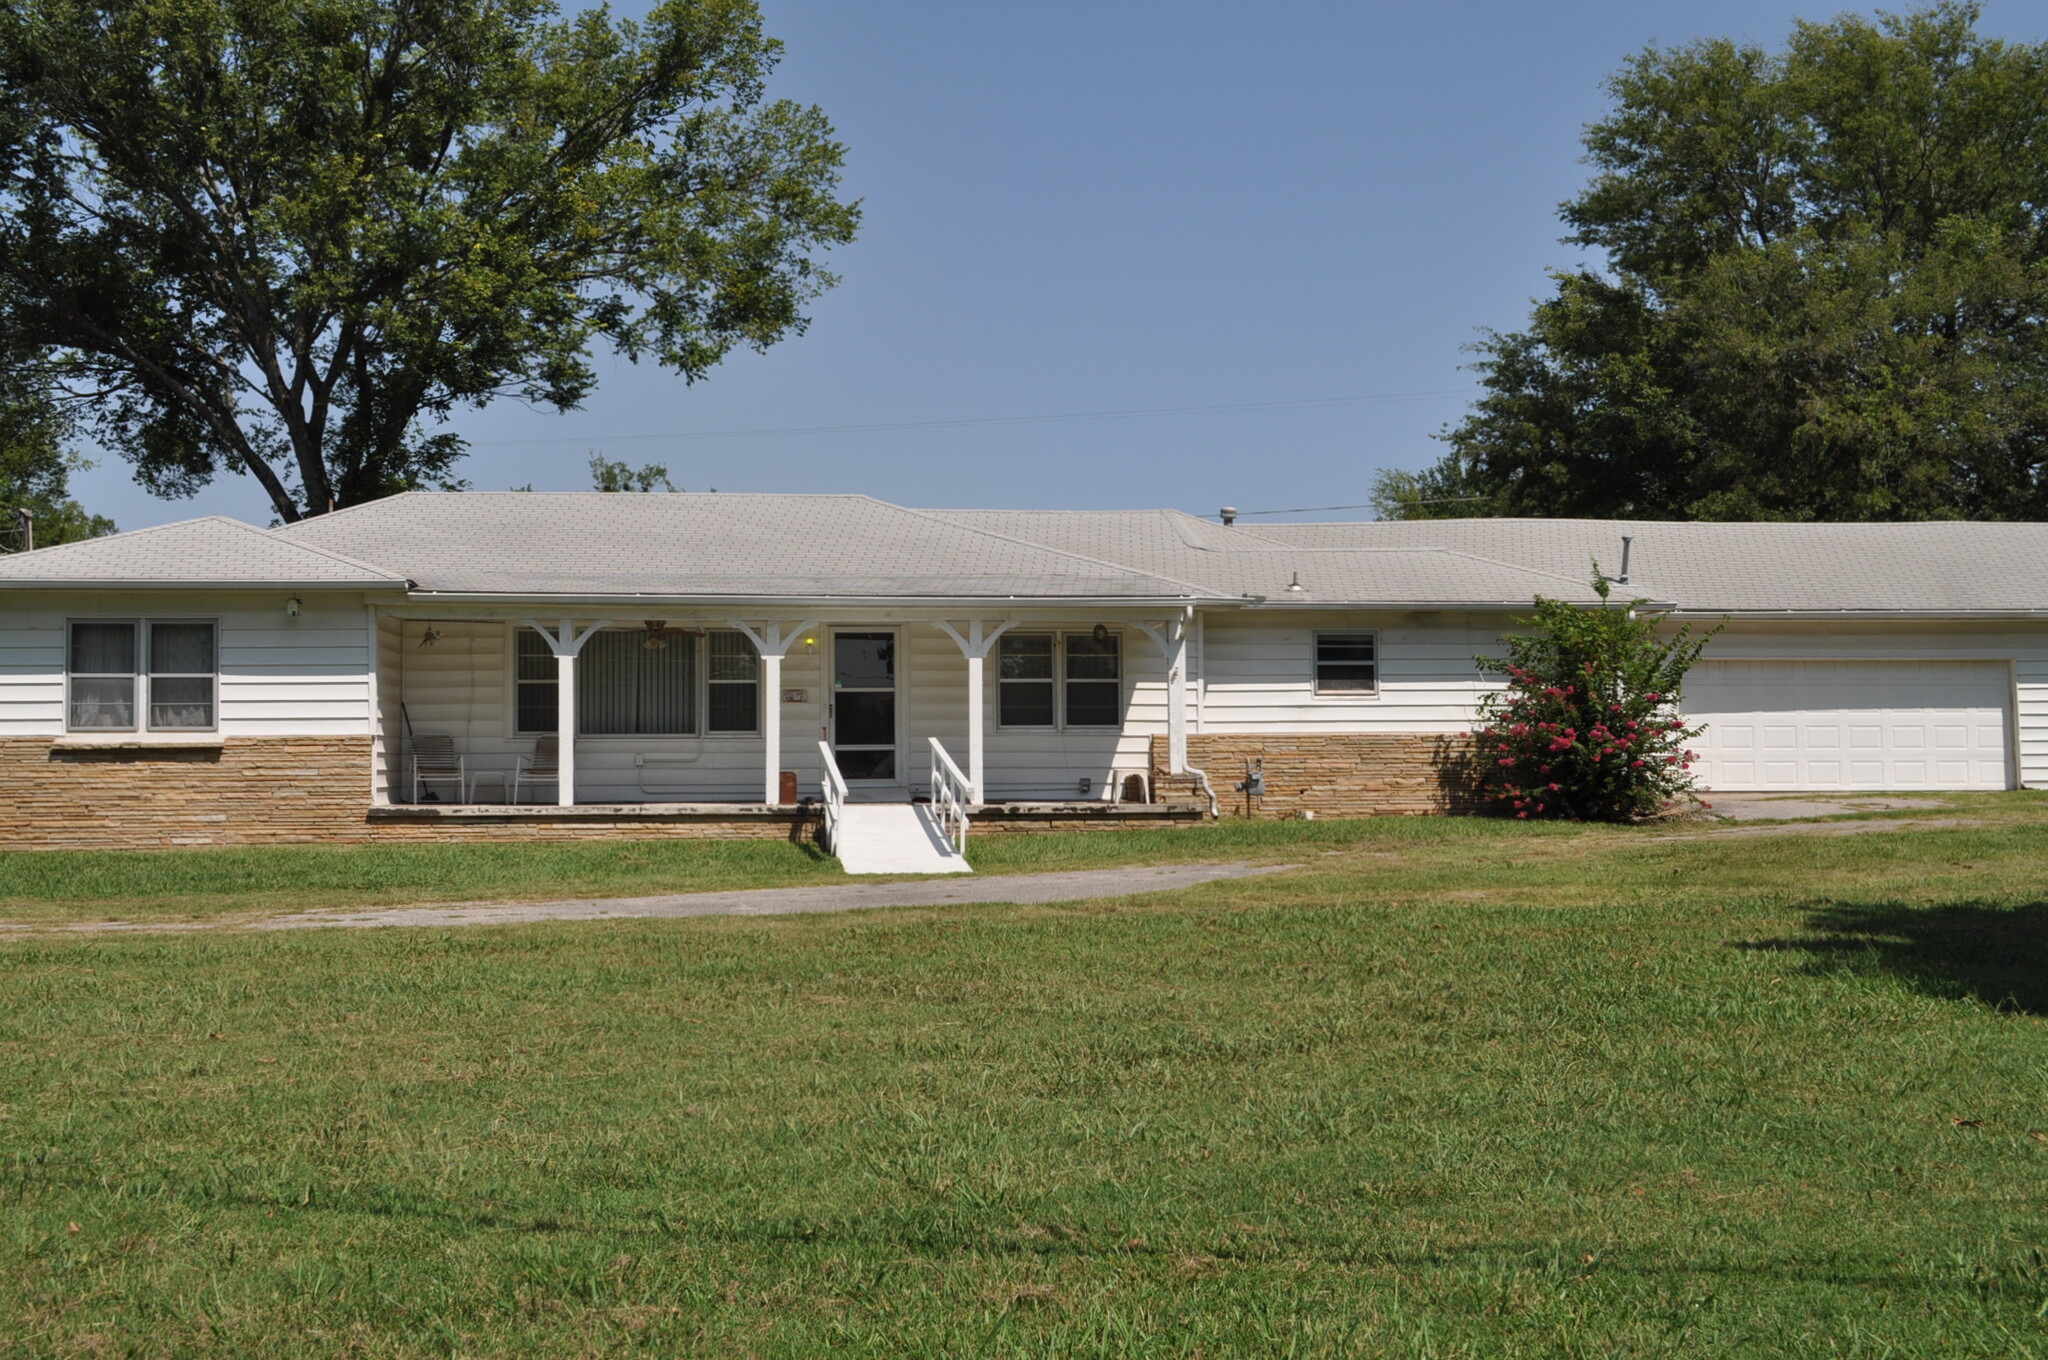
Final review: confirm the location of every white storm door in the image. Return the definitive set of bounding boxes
[1682,659,2012,792]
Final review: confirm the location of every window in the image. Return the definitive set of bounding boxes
[579,629,696,735]
[1314,631,1377,696]
[997,632,1123,728]
[998,634,1055,727]
[67,620,216,731]
[515,628,558,733]
[707,630,761,734]
[517,627,761,737]
[148,624,217,728]
[1064,632,1121,727]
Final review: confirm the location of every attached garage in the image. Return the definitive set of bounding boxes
[1682,659,2013,792]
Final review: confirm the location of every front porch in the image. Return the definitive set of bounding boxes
[374,607,1211,817]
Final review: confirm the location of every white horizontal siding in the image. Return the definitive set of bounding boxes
[1198,611,1510,735]
[0,590,373,738]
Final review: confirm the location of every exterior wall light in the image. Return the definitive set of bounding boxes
[285,596,302,617]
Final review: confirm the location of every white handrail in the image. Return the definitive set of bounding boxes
[818,741,849,856]
[928,737,971,856]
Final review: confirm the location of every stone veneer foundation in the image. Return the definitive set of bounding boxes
[1152,732,1482,818]
[0,736,1211,851]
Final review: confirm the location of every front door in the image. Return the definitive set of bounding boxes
[831,631,898,782]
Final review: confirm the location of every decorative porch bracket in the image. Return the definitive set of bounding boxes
[933,619,1015,803]
[725,619,820,805]
[523,618,612,807]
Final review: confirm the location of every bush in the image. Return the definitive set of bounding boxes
[1473,578,1718,821]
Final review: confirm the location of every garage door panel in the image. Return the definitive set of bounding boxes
[1683,660,2011,792]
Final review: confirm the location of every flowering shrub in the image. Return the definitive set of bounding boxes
[1473,576,1719,821]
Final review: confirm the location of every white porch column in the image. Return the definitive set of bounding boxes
[524,619,611,807]
[726,619,820,805]
[1136,609,1194,774]
[934,620,1014,803]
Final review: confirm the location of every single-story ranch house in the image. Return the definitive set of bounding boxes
[1,492,2043,853]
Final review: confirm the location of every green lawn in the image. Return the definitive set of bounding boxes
[6,800,2048,1354]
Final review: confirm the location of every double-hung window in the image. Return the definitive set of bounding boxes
[997,632,1123,728]
[1314,631,1377,696]
[516,626,761,736]
[1063,632,1121,727]
[515,628,559,733]
[707,631,761,734]
[67,620,217,731]
[998,634,1056,727]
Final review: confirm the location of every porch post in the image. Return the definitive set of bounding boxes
[934,620,1014,804]
[725,620,820,805]
[761,649,784,805]
[1136,609,1193,773]
[524,619,612,807]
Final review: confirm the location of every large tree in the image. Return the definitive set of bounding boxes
[0,0,858,522]
[0,363,113,548]
[1391,3,2048,522]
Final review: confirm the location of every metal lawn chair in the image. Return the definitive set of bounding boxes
[411,732,466,803]
[513,735,559,804]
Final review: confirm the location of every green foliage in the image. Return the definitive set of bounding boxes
[588,451,678,492]
[1366,461,1497,520]
[1417,3,2048,521]
[0,366,112,548]
[0,0,859,522]
[1475,577,1717,819]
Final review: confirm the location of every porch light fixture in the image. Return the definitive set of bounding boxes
[418,626,441,648]
[1092,622,1111,645]
[642,620,668,650]
[285,596,301,617]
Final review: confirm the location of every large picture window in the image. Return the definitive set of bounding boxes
[997,631,1123,729]
[578,630,696,735]
[1314,631,1377,696]
[517,626,761,736]
[67,620,216,732]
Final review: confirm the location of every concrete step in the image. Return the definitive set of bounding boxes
[834,803,972,875]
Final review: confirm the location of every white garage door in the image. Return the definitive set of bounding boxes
[1682,660,2012,792]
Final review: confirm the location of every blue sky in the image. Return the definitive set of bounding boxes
[75,0,2046,530]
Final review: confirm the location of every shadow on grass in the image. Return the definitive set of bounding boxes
[1739,899,2048,1014]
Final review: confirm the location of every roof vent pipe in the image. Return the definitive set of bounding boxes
[1219,506,1237,526]
[1616,535,1632,585]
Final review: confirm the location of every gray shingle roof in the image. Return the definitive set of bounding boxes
[0,515,407,587]
[9,496,2048,613]
[1238,518,2048,613]
[276,493,1197,599]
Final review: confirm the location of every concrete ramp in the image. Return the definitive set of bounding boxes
[834,802,973,875]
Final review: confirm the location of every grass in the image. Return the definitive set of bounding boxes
[5,797,2048,1353]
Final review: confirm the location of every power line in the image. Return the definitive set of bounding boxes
[466,387,1477,448]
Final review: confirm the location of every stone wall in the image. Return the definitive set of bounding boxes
[1151,732,1482,818]
[2,736,376,850]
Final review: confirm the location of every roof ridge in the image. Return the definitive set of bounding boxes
[906,504,1220,597]
[242,521,411,581]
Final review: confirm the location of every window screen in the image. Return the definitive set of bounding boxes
[69,622,137,730]
[515,627,558,733]
[1314,632,1377,694]
[147,623,216,728]
[1063,633,1121,727]
[707,630,761,734]
[998,634,1054,727]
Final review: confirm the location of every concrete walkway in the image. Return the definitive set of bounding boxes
[247,861,1292,932]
